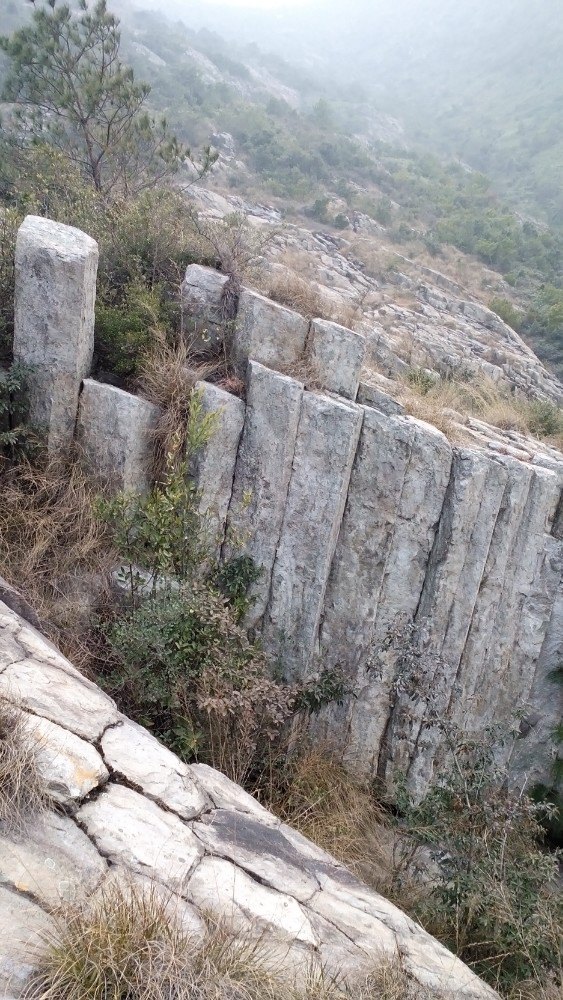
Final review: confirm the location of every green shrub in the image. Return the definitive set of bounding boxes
[489,296,523,331]
[526,398,563,438]
[212,555,262,623]
[0,360,36,461]
[94,281,164,380]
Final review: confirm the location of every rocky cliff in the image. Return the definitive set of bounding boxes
[11,215,563,800]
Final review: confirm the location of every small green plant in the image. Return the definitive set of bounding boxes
[98,388,218,600]
[94,281,166,380]
[406,367,438,395]
[212,555,262,622]
[489,296,523,331]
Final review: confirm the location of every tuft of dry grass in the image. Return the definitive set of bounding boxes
[266,744,403,897]
[138,339,224,478]
[25,878,428,1000]
[267,271,332,320]
[0,698,47,834]
[0,458,114,658]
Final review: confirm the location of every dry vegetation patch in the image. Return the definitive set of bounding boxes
[0,458,114,660]
[25,879,428,1000]
[0,698,47,833]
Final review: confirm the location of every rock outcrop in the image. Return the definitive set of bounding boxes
[10,216,563,799]
[0,599,497,999]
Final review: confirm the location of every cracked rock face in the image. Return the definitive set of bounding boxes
[0,599,497,999]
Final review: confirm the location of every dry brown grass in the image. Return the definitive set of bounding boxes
[0,458,114,658]
[266,744,408,899]
[138,339,224,477]
[0,698,47,834]
[25,877,428,1000]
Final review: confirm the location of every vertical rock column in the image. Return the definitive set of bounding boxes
[14,215,98,454]
[262,392,364,680]
[190,381,246,558]
[223,362,304,627]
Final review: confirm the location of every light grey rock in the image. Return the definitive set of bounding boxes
[13,215,98,453]
[181,264,229,354]
[78,783,203,890]
[190,380,245,556]
[356,381,406,415]
[308,318,365,399]
[77,379,160,493]
[0,576,40,630]
[0,886,55,997]
[0,812,106,908]
[192,809,319,902]
[318,414,452,776]
[223,362,304,625]
[101,719,208,820]
[189,762,279,825]
[389,450,510,793]
[187,856,317,946]
[0,656,119,741]
[263,393,363,680]
[20,711,108,803]
[232,288,309,375]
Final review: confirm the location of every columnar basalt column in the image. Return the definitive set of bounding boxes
[14,215,98,453]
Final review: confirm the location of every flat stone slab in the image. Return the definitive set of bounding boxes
[189,762,279,825]
[0,885,56,996]
[78,783,203,890]
[0,656,119,741]
[77,380,160,493]
[21,711,108,804]
[0,813,106,908]
[187,856,317,947]
[193,809,320,902]
[232,288,309,375]
[101,719,208,820]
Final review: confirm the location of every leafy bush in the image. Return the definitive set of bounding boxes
[94,282,165,380]
[489,296,523,331]
[526,399,563,438]
[0,361,35,461]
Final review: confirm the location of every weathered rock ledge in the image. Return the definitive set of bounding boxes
[0,599,497,999]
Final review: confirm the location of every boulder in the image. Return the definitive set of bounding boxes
[13,215,98,453]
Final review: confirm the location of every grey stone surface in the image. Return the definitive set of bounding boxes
[13,215,98,453]
[223,362,304,625]
[20,711,108,803]
[232,288,309,375]
[308,318,365,399]
[78,784,203,889]
[263,392,364,679]
[187,856,317,946]
[0,813,106,908]
[101,718,208,819]
[190,380,245,556]
[0,600,499,1000]
[0,886,55,997]
[181,264,230,354]
[192,809,320,901]
[77,379,160,492]
[0,577,40,630]
[0,654,119,741]
[356,381,406,415]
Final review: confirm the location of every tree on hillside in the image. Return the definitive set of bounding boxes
[0,0,215,195]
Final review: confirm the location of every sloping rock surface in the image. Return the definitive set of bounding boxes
[0,600,496,999]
